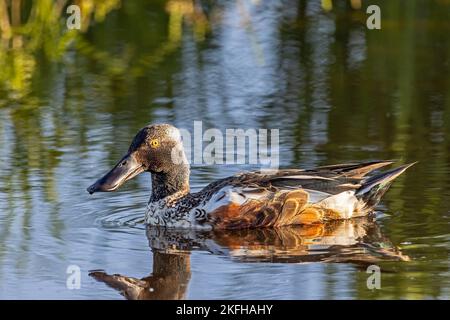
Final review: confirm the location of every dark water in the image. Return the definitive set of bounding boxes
[0,0,449,299]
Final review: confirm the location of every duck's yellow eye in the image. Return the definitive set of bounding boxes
[150,139,160,148]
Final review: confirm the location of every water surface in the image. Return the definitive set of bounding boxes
[0,0,449,299]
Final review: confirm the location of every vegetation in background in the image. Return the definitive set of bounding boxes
[0,0,449,299]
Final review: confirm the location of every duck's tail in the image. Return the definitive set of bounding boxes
[355,162,417,210]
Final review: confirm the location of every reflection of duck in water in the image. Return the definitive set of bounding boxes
[90,251,191,300]
[90,218,409,300]
[146,217,409,265]
[87,124,415,230]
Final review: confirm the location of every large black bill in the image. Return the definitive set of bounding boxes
[87,153,145,194]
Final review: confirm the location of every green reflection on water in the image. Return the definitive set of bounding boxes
[0,0,449,299]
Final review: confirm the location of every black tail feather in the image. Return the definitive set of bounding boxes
[356,162,416,209]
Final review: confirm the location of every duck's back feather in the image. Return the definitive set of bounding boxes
[193,160,407,229]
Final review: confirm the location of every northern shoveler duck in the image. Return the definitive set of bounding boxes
[87,124,415,230]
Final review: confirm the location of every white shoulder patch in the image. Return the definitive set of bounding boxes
[200,185,268,213]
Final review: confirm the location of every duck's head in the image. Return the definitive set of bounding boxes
[87,124,188,194]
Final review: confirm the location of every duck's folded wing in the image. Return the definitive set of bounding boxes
[309,160,394,178]
[201,161,395,229]
[238,160,394,193]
